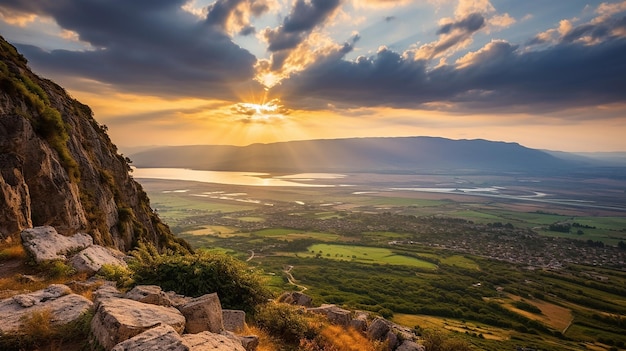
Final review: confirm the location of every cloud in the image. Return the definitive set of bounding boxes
[205,0,275,36]
[274,32,626,114]
[262,0,341,52]
[254,0,344,87]
[414,12,486,60]
[0,0,262,100]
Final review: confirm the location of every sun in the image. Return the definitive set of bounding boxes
[232,98,289,121]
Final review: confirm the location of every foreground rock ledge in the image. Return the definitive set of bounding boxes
[91,297,186,350]
[0,284,92,334]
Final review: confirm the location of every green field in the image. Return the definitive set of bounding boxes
[301,244,437,269]
[139,177,626,351]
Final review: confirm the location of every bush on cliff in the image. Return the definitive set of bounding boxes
[128,243,272,313]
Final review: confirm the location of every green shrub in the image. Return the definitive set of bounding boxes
[98,264,134,288]
[512,300,542,314]
[21,75,49,104]
[130,248,272,313]
[254,303,317,344]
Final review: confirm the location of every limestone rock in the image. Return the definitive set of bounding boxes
[166,291,193,308]
[278,291,313,307]
[125,285,174,307]
[69,245,127,274]
[21,226,92,263]
[179,293,224,334]
[386,330,399,350]
[91,297,186,350]
[0,285,92,334]
[367,317,391,341]
[111,324,186,351]
[11,284,71,308]
[239,335,260,351]
[182,332,246,351]
[308,304,352,326]
[0,38,186,251]
[222,309,246,332]
[93,283,123,309]
[396,340,425,351]
[350,311,369,331]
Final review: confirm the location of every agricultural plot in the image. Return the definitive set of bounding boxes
[301,244,437,269]
[138,176,626,351]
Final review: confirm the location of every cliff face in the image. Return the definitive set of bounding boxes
[0,37,187,252]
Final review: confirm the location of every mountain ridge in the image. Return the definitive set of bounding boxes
[130,136,581,174]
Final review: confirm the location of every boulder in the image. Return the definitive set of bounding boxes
[0,285,92,334]
[222,309,246,332]
[125,285,174,307]
[178,293,224,334]
[367,317,391,341]
[182,332,246,351]
[396,340,425,351]
[239,335,260,351]
[93,283,123,309]
[278,291,313,307]
[69,245,127,274]
[21,226,92,263]
[165,290,193,308]
[386,330,399,350]
[308,304,352,326]
[111,324,186,351]
[350,311,369,331]
[91,297,186,350]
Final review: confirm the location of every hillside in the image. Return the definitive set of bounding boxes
[0,36,187,252]
[130,137,578,174]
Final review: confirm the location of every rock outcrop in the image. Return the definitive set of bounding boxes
[0,284,92,334]
[180,293,225,334]
[21,226,92,263]
[223,309,246,332]
[90,284,255,351]
[20,226,128,275]
[91,297,187,350]
[309,304,352,326]
[0,36,187,253]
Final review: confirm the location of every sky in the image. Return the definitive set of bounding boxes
[1,0,625,152]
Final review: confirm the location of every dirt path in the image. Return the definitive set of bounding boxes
[283,265,307,292]
[246,250,255,262]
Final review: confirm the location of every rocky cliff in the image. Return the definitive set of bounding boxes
[0,36,188,252]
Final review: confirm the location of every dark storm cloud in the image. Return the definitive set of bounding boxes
[274,35,626,113]
[561,16,626,43]
[436,13,485,35]
[417,12,486,60]
[264,0,341,52]
[0,0,261,100]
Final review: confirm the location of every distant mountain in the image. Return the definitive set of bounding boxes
[544,151,626,166]
[129,137,582,174]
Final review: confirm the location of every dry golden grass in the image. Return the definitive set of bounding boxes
[243,325,283,351]
[393,313,511,341]
[300,324,386,351]
[505,294,573,332]
[20,308,55,338]
[0,243,27,261]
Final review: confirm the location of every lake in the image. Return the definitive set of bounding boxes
[132,168,340,187]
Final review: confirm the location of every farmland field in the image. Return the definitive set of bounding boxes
[136,172,626,351]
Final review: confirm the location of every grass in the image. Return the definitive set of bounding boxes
[0,243,27,261]
[502,294,573,332]
[392,313,511,341]
[301,244,437,269]
[252,229,341,242]
[417,253,480,270]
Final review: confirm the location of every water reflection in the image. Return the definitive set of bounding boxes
[132,168,336,187]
